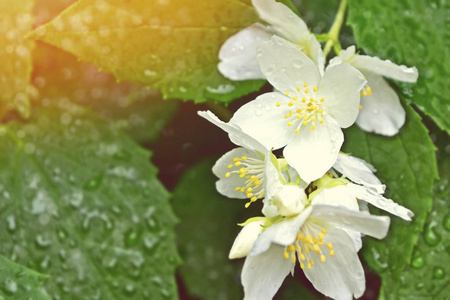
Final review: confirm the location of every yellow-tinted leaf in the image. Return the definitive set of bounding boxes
[30,0,265,103]
[0,0,35,118]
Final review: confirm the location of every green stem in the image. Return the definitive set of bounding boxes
[205,101,233,121]
[323,0,348,57]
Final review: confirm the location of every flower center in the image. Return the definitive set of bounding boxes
[224,155,265,208]
[359,83,372,97]
[275,82,326,133]
[283,222,335,269]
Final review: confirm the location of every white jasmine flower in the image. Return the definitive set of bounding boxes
[199,110,282,207]
[330,46,419,136]
[235,186,390,300]
[230,36,366,183]
[218,0,324,80]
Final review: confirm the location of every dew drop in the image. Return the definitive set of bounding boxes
[265,66,274,74]
[433,267,445,279]
[411,255,425,268]
[84,175,102,190]
[35,235,52,248]
[423,223,441,246]
[123,284,135,295]
[255,109,262,116]
[372,108,379,114]
[293,58,304,68]
[125,229,140,247]
[3,279,17,294]
[6,215,16,232]
[443,215,450,231]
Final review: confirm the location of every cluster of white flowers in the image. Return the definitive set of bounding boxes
[199,0,417,299]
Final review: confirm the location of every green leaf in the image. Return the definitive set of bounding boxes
[379,130,450,299]
[347,0,450,133]
[29,0,265,103]
[0,0,34,118]
[172,158,327,299]
[342,103,438,283]
[172,158,246,299]
[0,255,49,299]
[0,103,180,299]
[33,38,178,144]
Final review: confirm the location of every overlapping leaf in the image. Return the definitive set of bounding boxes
[343,103,438,283]
[379,130,450,299]
[0,103,180,299]
[347,0,450,133]
[29,0,266,103]
[0,255,49,300]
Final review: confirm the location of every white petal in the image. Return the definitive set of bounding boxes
[347,183,414,221]
[318,63,366,128]
[229,220,265,259]
[242,244,292,300]
[334,153,385,193]
[312,185,359,211]
[329,45,357,67]
[302,225,365,300]
[250,207,312,256]
[218,23,272,80]
[312,186,362,251]
[351,54,418,83]
[312,205,390,239]
[252,0,309,44]
[230,92,294,150]
[198,110,267,152]
[257,36,321,95]
[264,151,284,201]
[284,116,344,183]
[356,72,406,136]
[307,34,326,75]
[213,148,264,199]
[262,203,279,218]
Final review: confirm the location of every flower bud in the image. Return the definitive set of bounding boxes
[273,185,307,217]
[229,220,264,259]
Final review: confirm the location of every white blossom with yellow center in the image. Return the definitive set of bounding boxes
[330,46,418,136]
[230,183,391,300]
[198,110,278,208]
[230,36,366,183]
[218,0,325,81]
